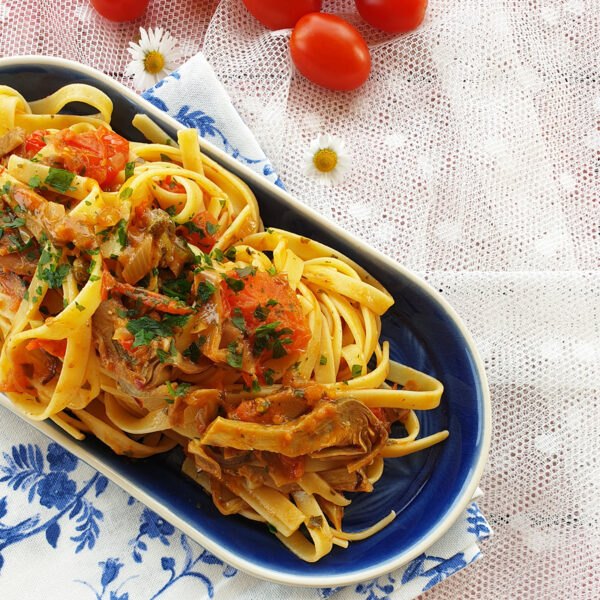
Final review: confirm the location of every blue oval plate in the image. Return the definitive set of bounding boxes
[0,56,491,587]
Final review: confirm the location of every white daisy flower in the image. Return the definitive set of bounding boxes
[125,27,182,91]
[302,134,350,186]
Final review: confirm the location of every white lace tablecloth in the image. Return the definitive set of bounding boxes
[1,1,599,599]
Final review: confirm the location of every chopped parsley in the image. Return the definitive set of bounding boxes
[156,348,170,363]
[156,341,177,363]
[252,321,293,359]
[28,174,43,189]
[126,316,172,348]
[38,255,70,290]
[195,280,216,305]
[44,168,76,193]
[320,355,328,366]
[253,304,269,321]
[206,221,219,236]
[161,276,192,301]
[251,378,261,393]
[115,308,139,319]
[224,247,237,261]
[116,219,128,249]
[0,182,11,196]
[119,187,133,200]
[162,313,190,329]
[182,341,201,363]
[74,301,85,312]
[1,215,26,229]
[159,153,173,162]
[124,314,188,349]
[199,252,213,267]
[226,341,243,369]
[231,307,246,332]
[211,248,224,262]
[267,266,277,275]
[351,364,363,378]
[263,368,275,385]
[222,274,244,293]
[6,234,33,253]
[235,265,256,279]
[182,221,205,238]
[165,380,191,401]
[267,523,277,534]
[125,161,135,179]
[38,247,52,266]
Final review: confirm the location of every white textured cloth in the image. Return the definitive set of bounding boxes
[1,1,599,599]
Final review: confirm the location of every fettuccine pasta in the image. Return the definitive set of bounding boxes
[0,83,448,562]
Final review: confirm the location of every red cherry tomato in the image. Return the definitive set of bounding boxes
[355,0,428,33]
[290,13,371,91]
[89,0,150,22]
[242,0,322,30]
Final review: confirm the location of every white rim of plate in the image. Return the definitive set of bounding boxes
[0,55,492,588]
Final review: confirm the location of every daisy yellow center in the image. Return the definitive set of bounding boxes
[144,51,165,74]
[313,149,338,173]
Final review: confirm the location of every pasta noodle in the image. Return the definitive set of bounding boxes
[0,83,449,561]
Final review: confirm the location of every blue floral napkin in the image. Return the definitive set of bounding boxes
[0,53,491,600]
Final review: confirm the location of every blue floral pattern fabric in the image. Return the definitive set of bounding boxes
[142,54,284,189]
[0,54,491,599]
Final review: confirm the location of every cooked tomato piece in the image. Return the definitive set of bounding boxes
[221,270,311,364]
[261,453,305,481]
[369,406,385,421]
[177,210,220,252]
[158,175,186,194]
[278,454,306,480]
[118,337,135,354]
[54,125,129,187]
[25,338,67,359]
[23,129,51,158]
[228,396,275,423]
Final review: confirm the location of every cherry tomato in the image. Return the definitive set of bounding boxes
[177,210,220,252]
[54,125,129,187]
[89,0,150,22]
[290,13,371,91]
[355,0,428,33]
[242,0,322,30]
